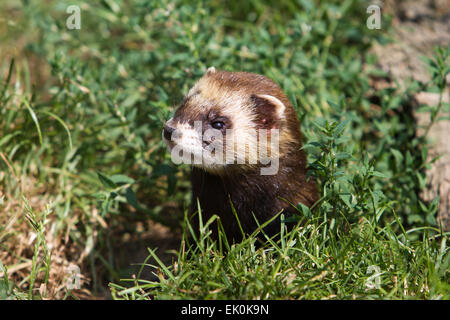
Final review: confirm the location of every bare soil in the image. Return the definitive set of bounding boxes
[370,0,450,230]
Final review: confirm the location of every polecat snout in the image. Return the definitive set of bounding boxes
[163,67,318,242]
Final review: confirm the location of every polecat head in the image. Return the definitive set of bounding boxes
[163,68,301,175]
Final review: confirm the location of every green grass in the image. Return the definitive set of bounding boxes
[111,212,448,299]
[0,0,448,299]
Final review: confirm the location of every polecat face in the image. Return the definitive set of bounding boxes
[163,68,299,175]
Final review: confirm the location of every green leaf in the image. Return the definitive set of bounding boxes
[371,171,387,178]
[97,171,118,189]
[110,174,135,185]
[335,152,351,160]
[152,163,177,177]
[333,119,349,137]
[40,110,73,150]
[390,148,404,169]
[339,193,353,208]
[296,202,311,218]
[22,99,43,146]
[125,187,138,208]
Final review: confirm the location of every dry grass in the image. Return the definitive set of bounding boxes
[0,156,94,299]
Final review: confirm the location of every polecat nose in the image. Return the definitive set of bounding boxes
[163,125,176,141]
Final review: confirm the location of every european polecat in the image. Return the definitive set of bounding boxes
[163,68,318,242]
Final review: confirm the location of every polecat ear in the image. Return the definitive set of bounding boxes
[206,66,216,75]
[250,94,286,129]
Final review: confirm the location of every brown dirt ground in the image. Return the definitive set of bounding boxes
[369,0,450,230]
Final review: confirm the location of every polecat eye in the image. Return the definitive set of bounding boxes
[211,121,225,130]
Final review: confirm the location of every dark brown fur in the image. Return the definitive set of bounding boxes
[191,155,317,242]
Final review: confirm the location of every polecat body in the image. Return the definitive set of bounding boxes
[163,68,317,242]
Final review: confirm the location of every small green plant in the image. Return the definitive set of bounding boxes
[23,198,52,300]
[0,261,27,300]
[421,47,450,137]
